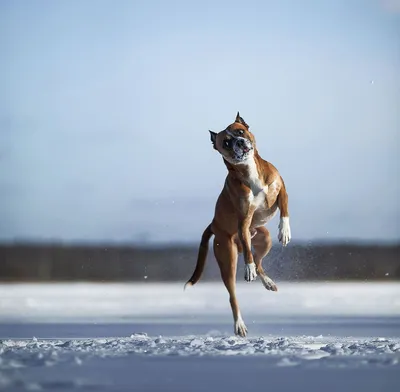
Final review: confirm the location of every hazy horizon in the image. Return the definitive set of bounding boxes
[1,0,399,244]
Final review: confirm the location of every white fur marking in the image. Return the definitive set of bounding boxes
[260,274,278,291]
[240,157,268,208]
[244,262,257,282]
[278,217,291,246]
[243,156,263,193]
[234,315,248,337]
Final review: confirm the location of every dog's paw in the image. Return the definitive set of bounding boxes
[244,263,257,282]
[278,217,291,247]
[260,275,278,292]
[234,318,248,337]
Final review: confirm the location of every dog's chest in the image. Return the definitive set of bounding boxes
[243,159,268,209]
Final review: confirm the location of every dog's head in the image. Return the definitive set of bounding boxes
[209,112,256,164]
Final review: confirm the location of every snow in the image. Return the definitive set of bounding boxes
[0,282,400,391]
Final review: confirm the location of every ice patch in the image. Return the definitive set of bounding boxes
[1,282,399,323]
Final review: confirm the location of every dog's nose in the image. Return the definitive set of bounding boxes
[237,139,250,150]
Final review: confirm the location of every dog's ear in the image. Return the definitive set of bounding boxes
[209,130,217,150]
[235,111,249,128]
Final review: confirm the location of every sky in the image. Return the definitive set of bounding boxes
[0,0,399,244]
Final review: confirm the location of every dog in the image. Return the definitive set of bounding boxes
[185,112,291,337]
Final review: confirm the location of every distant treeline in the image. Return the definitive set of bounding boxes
[0,242,399,282]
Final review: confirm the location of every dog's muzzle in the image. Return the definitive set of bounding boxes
[233,137,253,160]
[235,138,251,152]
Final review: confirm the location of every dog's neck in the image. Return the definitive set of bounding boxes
[224,151,265,194]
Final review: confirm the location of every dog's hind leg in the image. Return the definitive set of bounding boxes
[252,226,278,292]
[213,235,247,337]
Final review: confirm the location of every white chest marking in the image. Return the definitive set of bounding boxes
[241,158,268,208]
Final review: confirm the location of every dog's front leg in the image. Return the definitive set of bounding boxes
[277,180,291,246]
[238,202,257,282]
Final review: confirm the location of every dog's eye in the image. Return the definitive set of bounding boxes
[238,130,244,135]
[224,139,232,149]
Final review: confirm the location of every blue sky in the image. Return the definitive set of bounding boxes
[1,0,399,243]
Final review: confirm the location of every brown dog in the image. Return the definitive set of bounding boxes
[185,112,291,337]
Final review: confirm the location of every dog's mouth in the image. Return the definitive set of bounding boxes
[233,140,253,162]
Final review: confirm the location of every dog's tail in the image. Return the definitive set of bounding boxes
[184,224,214,290]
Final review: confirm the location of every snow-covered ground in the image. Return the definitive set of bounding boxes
[1,282,400,391]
